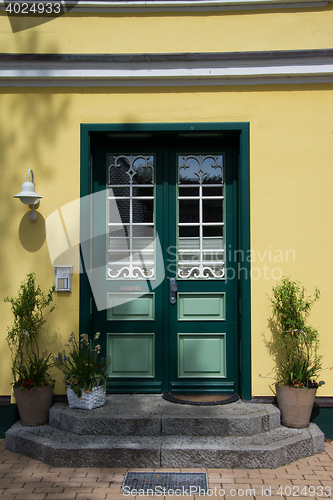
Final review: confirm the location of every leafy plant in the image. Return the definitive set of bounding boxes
[55,332,109,397]
[270,276,324,388]
[4,273,56,388]
[15,351,55,389]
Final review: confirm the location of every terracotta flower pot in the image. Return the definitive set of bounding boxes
[14,386,53,426]
[275,384,316,428]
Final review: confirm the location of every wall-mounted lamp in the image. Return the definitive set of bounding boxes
[14,169,42,221]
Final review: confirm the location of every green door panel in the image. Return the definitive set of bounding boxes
[178,334,226,378]
[178,292,225,320]
[107,333,155,377]
[167,141,238,393]
[107,293,155,320]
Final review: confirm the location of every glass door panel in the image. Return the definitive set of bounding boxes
[108,154,155,280]
[178,155,225,280]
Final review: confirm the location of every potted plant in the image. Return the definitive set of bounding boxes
[270,276,324,428]
[55,332,109,410]
[4,273,56,426]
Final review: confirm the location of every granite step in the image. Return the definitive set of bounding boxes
[5,420,325,469]
[48,395,281,437]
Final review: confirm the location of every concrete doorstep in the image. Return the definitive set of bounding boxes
[5,395,325,469]
[1,438,333,500]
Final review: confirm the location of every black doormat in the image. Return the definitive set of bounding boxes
[122,472,208,494]
[163,393,240,405]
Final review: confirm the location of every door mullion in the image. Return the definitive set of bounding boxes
[129,171,133,268]
[199,183,203,270]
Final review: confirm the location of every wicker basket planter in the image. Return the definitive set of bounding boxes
[66,385,106,410]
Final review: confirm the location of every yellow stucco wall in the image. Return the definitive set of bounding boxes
[1,85,333,397]
[0,7,332,398]
[0,5,332,54]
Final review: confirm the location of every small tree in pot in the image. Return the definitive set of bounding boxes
[4,273,56,426]
[270,276,324,428]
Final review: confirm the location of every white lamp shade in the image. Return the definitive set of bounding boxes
[14,180,42,205]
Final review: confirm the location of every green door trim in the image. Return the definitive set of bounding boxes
[80,122,251,400]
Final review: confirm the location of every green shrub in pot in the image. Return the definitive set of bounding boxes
[269,277,325,428]
[4,273,56,425]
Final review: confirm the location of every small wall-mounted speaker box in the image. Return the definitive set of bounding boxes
[54,265,73,292]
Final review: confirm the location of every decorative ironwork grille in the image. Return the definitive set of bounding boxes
[108,154,155,279]
[178,154,225,279]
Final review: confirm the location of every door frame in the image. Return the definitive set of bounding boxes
[80,122,251,400]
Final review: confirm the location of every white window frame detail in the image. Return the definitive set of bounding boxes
[178,154,225,280]
[108,154,155,280]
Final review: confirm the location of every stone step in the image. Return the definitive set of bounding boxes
[48,395,281,437]
[5,421,324,469]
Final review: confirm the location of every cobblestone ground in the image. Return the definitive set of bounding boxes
[1,439,333,500]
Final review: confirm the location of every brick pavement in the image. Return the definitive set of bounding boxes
[1,439,333,500]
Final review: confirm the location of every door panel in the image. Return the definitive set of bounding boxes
[178,333,226,378]
[91,134,238,394]
[91,144,164,392]
[108,333,155,378]
[178,292,225,321]
[167,144,238,393]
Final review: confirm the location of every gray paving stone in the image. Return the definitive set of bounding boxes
[163,416,228,436]
[16,429,46,462]
[5,420,324,469]
[61,412,161,436]
[5,395,324,469]
[161,443,284,469]
[266,404,282,430]
[49,395,281,437]
[307,422,325,454]
[284,433,312,464]
[48,402,66,429]
[43,440,161,468]
[5,421,22,453]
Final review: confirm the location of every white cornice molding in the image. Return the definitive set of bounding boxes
[1,51,333,87]
[60,0,330,11]
[0,0,331,12]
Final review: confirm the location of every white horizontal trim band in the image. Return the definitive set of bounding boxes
[0,0,329,11]
[178,197,224,199]
[178,222,224,225]
[2,64,333,79]
[64,0,329,6]
[108,197,155,199]
[178,249,225,252]
[2,54,333,87]
[108,223,154,225]
[67,0,329,11]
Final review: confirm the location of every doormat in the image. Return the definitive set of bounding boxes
[162,393,240,405]
[122,472,208,494]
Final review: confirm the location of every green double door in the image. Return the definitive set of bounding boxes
[90,133,239,394]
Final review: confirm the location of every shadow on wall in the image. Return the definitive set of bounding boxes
[19,212,46,252]
[0,30,70,276]
[0,31,71,395]
[260,315,281,392]
[6,1,79,33]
